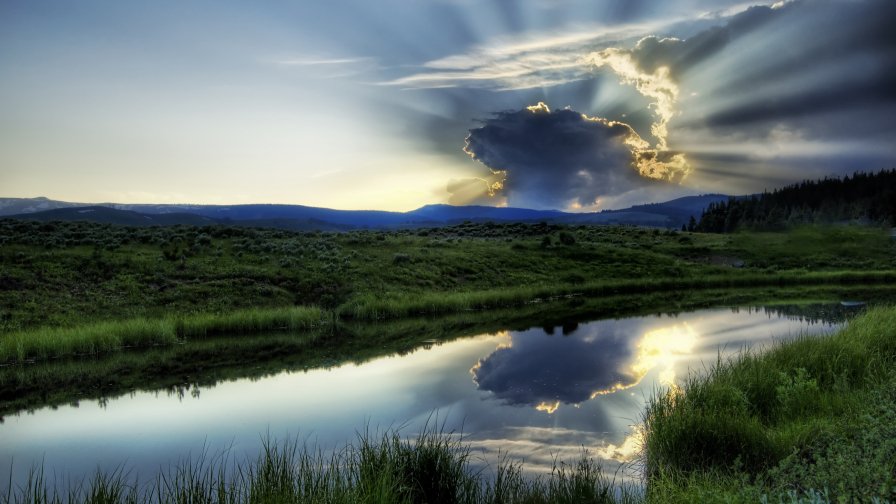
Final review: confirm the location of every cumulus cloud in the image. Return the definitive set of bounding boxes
[460,102,689,209]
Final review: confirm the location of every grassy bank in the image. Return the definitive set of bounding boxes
[641,305,896,502]
[4,427,633,504]
[4,286,892,416]
[0,306,325,363]
[3,271,894,364]
[338,271,896,320]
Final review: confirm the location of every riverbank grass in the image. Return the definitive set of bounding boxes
[642,305,896,502]
[0,306,325,363]
[5,427,631,504]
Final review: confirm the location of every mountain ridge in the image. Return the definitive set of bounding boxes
[0,194,731,230]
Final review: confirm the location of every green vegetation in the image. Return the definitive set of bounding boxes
[696,169,896,232]
[1,218,894,363]
[641,305,896,502]
[4,426,633,504]
[0,306,324,363]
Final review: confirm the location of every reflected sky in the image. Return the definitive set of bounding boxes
[0,306,842,489]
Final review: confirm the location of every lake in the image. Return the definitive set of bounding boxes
[0,303,856,491]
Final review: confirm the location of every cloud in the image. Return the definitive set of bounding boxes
[395,0,896,203]
[460,102,689,209]
[471,321,698,410]
[471,325,636,407]
[384,21,671,91]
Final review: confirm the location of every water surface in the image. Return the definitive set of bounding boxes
[0,304,850,489]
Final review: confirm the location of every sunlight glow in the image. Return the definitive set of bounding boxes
[596,425,645,462]
[631,323,699,386]
[584,44,691,182]
[590,322,699,399]
[535,401,560,414]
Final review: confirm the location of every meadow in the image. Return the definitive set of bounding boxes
[1,218,894,363]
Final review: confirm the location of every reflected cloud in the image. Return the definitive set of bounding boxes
[595,425,644,463]
[472,320,699,412]
[631,323,698,386]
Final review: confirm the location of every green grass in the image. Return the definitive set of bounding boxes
[338,271,896,320]
[0,306,325,363]
[3,427,633,504]
[641,306,896,502]
[3,219,893,362]
[2,220,894,331]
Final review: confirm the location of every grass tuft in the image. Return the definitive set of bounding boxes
[2,427,627,504]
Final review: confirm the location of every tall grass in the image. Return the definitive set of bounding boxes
[5,272,895,363]
[339,271,896,320]
[2,428,629,504]
[0,306,326,364]
[641,306,896,502]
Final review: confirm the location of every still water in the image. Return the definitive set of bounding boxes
[1,305,850,489]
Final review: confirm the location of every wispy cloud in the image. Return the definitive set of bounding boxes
[384,21,673,91]
[269,55,378,79]
[273,56,374,67]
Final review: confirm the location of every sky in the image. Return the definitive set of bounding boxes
[1,0,894,211]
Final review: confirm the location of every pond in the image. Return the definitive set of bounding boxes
[0,303,858,491]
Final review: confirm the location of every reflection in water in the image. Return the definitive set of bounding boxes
[630,323,698,388]
[596,426,645,463]
[0,304,848,489]
[471,325,633,408]
[472,321,698,412]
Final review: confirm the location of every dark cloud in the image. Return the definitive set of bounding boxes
[593,0,896,131]
[461,104,686,209]
[681,0,895,128]
[707,73,896,127]
[472,325,636,407]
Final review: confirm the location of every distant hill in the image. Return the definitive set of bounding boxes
[2,194,732,230]
[6,206,220,227]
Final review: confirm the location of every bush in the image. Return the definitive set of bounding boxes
[559,231,577,245]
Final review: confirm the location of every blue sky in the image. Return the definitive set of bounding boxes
[1,0,894,210]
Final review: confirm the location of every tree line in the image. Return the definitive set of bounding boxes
[691,169,896,232]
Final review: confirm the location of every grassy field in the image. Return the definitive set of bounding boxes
[1,218,894,363]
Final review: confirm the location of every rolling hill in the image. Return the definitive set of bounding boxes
[1,194,731,230]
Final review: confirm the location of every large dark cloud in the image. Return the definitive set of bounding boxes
[461,104,686,209]
[472,324,637,407]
